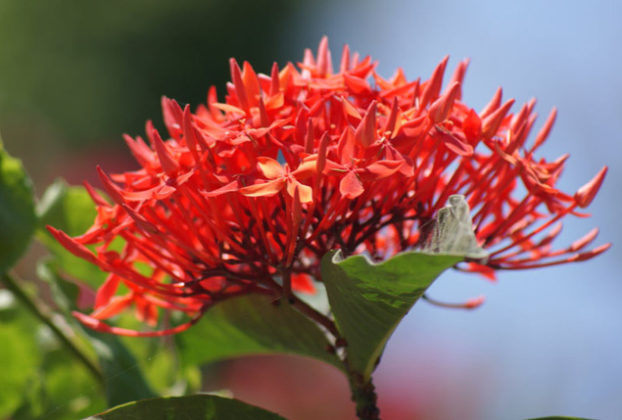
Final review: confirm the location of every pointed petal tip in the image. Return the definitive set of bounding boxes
[575,166,608,208]
[150,128,180,176]
[45,224,59,236]
[575,242,611,261]
[569,227,599,252]
[465,295,486,309]
[354,100,377,147]
[482,98,515,138]
[428,81,461,123]
[96,166,124,204]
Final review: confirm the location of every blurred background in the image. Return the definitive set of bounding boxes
[1,0,620,419]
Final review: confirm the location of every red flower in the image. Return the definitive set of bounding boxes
[48,37,609,336]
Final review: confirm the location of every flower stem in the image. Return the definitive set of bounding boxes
[261,274,340,337]
[346,366,380,420]
[289,293,340,337]
[1,272,104,386]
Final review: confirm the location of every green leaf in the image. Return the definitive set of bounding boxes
[0,300,41,418]
[112,322,200,396]
[87,331,157,407]
[87,394,285,420]
[178,294,342,370]
[37,178,100,238]
[36,179,107,288]
[0,139,36,272]
[321,250,460,379]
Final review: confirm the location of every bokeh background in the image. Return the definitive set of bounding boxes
[1,1,620,419]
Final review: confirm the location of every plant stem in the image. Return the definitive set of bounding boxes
[346,366,380,420]
[289,293,340,337]
[1,272,104,386]
[260,270,379,418]
[261,274,340,338]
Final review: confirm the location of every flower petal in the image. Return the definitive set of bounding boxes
[240,178,285,197]
[257,157,285,179]
[339,170,364,199]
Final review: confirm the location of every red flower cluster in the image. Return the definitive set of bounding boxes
[49,38,608,336]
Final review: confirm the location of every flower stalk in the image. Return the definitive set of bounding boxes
[347,367,380,420]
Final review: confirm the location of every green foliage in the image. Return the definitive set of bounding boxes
[39,260,159,409]
[35,181,160,406]
[88,394,285,420]
[0,139,36,273]
[86,332,157,406]
[321,250,460,379]
[37,178,99,238]
[12,346,107,420]
[36,179,108,287]
[0,302,41,418]
[178,294,342,370]
[0,0,303,147]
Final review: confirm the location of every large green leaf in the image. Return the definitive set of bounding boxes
[178,294,342,370]
[36,179,107,287]
[321,250,460,379]
[87,394,285,420]
[0,139,36,272]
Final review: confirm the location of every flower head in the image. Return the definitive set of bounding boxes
[49,37,609,335]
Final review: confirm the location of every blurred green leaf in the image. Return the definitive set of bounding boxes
[36,257,81,314]
[86,331,157,407]
[37,178,99,237]
[112,324,198,397]
[36,179,108,288]
[321,250,460,380]
[87,394,285,420]
[178,294,342,370]
[0,139,36,272]
[36,246,156,408]
[0,302,41,418]
[12,347,107,420]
